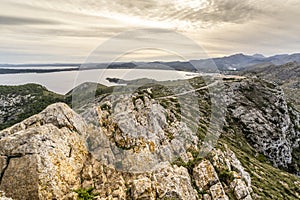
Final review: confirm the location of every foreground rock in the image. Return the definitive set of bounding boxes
[0,102,254,199]
[0,103,88,199]
[80,155,199,200]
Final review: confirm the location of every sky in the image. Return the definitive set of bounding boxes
[0,0,299,64]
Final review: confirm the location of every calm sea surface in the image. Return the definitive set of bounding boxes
[0,69,198,94]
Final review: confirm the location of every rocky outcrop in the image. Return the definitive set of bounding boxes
[0,102,254,199]
[192,145,252,200]
[193,160,229,200]
[225,78,300,171]
[240,62,300,110]
[211,147,252,200]
[150,164,198,199]
[0,93,33,124]
[129,164,199,200]
[0,103,88,199]
[80,151,199,200]
[83,89,199,172]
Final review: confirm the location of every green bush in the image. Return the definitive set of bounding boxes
[257,153,267,163]
[74,187,99,200]
[218,169,235,184]
[0,84,64,130]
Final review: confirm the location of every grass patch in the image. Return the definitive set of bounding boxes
[74,187,99,200]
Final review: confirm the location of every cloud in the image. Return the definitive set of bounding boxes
[9,0,264,30]
[0,0,299,63]
[90,0,265,29]
[0,15,60,25]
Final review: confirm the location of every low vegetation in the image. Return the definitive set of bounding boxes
[0,84,64,130]
[74,187,99,200]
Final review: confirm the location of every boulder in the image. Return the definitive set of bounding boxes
[0,103,88,199]
[193,159,219,190]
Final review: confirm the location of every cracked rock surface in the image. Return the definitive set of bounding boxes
[0,103,88,200]
[0,102,254,199]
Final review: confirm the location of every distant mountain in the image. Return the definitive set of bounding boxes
[263,53,300,65]
[1,53,300,73]
[0,67,79,74]
[209,53,264,70]
[191,53,300,71]
[252,54,265,59]
[240,61,300,82]
[144,53,300,72]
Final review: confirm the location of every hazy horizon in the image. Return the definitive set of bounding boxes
[1,52,300,65]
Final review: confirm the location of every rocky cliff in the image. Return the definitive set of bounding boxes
[223,78,300,173]
[239,62,300,111]
[0,103,87,199]
[0,102,255,200]
[0,75,300,199]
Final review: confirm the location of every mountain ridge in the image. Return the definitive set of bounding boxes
[1,53,300,74]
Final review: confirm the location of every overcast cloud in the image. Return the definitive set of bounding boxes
[0,0,299,63]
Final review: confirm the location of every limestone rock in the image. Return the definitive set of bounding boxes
[152,164,199,200]
[192,146,253,200]
[85,91,199,172]
[81,157,199,200]
[210,182,229,200]
[225,79,300,170]
[230,179,252,200]
[193,160,229,200]
[210,146,252,200]
[80,155,127,200]
[203,194,212,200]
[0,91,258,200]
[193,159,219,190]
[0,103,88,200]
[211,147,252,191]
[131,176,155,199]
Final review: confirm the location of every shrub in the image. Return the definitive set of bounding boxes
[218,169,235,184]
[74,187,99,200]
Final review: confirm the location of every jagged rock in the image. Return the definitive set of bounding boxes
[193,159,219,190]
[203,194,212,200]
[0,103,88,199]
[191,145,253,200]
[131,176,155,199]
[211,147,252,191]
[193,159,229,200]
[210,146,252,199]
[87,91,199,172]
[224,78,300,171]
[0,85,260,200]
[81,156,199,200]
[230,179,252,200]
[80,155,127,200]
[209,182,229,200]
[152,164,199,200]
